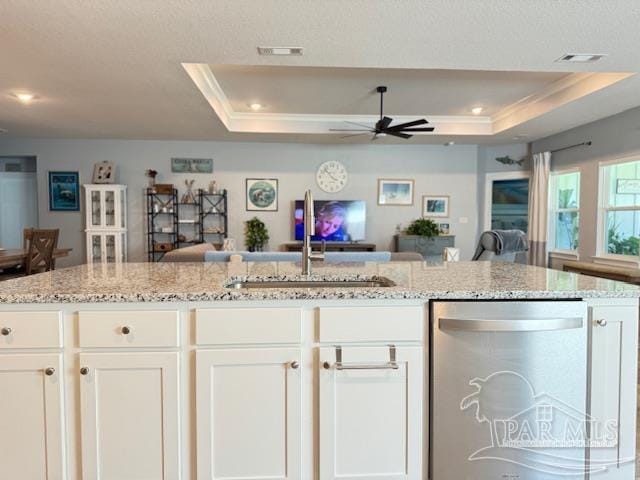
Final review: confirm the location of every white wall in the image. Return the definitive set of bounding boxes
[0,138,480,266]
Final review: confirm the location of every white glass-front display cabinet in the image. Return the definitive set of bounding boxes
[84,184,127,265]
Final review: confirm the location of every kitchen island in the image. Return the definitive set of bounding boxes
[0,261,637,480]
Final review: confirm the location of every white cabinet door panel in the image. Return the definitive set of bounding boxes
[196,348,302,480]
[0,353,66,480]
[319,346,423,480]
[589,306,638,480]
[79,352,180,480]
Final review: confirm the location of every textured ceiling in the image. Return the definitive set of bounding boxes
[0,0,639,143]
[211,66,569,116]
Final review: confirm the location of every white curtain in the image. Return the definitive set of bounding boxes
[528,151,551,267]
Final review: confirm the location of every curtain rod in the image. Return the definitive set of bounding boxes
[550,141,592,154]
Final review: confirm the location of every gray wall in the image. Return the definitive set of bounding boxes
[0,138,480,266]
[533,105,640,265]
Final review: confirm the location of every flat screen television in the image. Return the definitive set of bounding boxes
[294,200,366,242]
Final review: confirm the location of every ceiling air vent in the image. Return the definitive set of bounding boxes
[556,53,606,63]
[257,46,303,56]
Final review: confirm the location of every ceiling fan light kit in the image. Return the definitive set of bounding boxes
[330,85,435,140]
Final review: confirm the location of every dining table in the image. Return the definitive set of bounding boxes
[0,247,73,269]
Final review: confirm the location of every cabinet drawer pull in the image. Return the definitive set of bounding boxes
[80,367,89,375]
[121,326,131,335]
[45,367,55,376]
[325,345,399,370]
[290,361,299,369]
[1,327,11,336]
[596,318,608,327]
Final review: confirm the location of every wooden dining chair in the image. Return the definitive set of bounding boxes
[25,229,59,275]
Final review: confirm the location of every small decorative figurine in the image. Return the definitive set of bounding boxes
[208,180,217,194]
[181,179,197,204]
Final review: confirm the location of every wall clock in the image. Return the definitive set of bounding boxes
[316,160,348,193]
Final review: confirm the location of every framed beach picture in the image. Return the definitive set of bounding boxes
[423,195,449,218]
[246,178,278,211]
[438,223,450,235]
[377,179,414,205]
[49,171,80,211]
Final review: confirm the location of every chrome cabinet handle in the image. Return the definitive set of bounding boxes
[290,361,299,369]
[45,367,55,376]
[596,318,608,327]
[1,327,11,336]
[80,367,89,375]
[121,326,131,335]
[324,345,399,370]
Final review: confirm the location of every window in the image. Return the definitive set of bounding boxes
[549,171,580,251]
[601,159,640,257]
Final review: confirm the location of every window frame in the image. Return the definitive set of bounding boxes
[596,154,640,264]
[548,168,581,254]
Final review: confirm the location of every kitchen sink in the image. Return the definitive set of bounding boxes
[226,277,396,289]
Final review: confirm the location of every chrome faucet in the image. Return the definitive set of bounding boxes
[302,190,325,275]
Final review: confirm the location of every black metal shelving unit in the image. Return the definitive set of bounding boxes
[176,200,201,248]
[198,189,228,247]
[146,188,178,262]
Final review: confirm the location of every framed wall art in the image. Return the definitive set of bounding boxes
[377,179,414,205]
[246,178,278,211]
[422,195,449,218]
[49,171,80,211]
[171,157,213,174]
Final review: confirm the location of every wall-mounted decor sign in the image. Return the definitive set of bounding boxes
[422,195,449,218]
[171,157,213,173]
[246,178,278,211]
[92,161,116,183]
[49,171,80,211]
[377,179,414,205]
[616,179,640,194]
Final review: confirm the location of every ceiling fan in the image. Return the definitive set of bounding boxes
[330,86,435,140]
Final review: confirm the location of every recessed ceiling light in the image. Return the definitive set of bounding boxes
[13,92,36,103]
[249,103,263,111]
[556,53,607,63]
[444,141,455,146]
[471,107,483,115]
[257,46,303,56]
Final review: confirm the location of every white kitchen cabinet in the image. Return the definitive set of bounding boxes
[79,352,180,480]
[196,348,302,480]
[319,345,424,480]
[0,353,66,480]
[589,305,638,480]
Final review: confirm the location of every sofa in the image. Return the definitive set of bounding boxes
[161,243,423,263]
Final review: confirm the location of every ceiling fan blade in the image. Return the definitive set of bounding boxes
[329,128,371,132]
[340,133,370,139]
[387,131,412,139]
[376,116,393,130]
[344,121,375,129]
[387,119,428,131]
[399,127,435,132]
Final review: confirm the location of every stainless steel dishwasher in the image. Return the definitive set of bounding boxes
[431,301,588,480]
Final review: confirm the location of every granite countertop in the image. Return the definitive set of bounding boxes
[0,261,638,304]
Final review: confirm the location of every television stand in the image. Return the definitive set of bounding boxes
[283,242,376,252]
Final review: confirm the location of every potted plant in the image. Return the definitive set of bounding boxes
[405,218,440,238]
[245,217,270,251]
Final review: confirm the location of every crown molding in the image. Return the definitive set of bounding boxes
[183,63,634,138]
